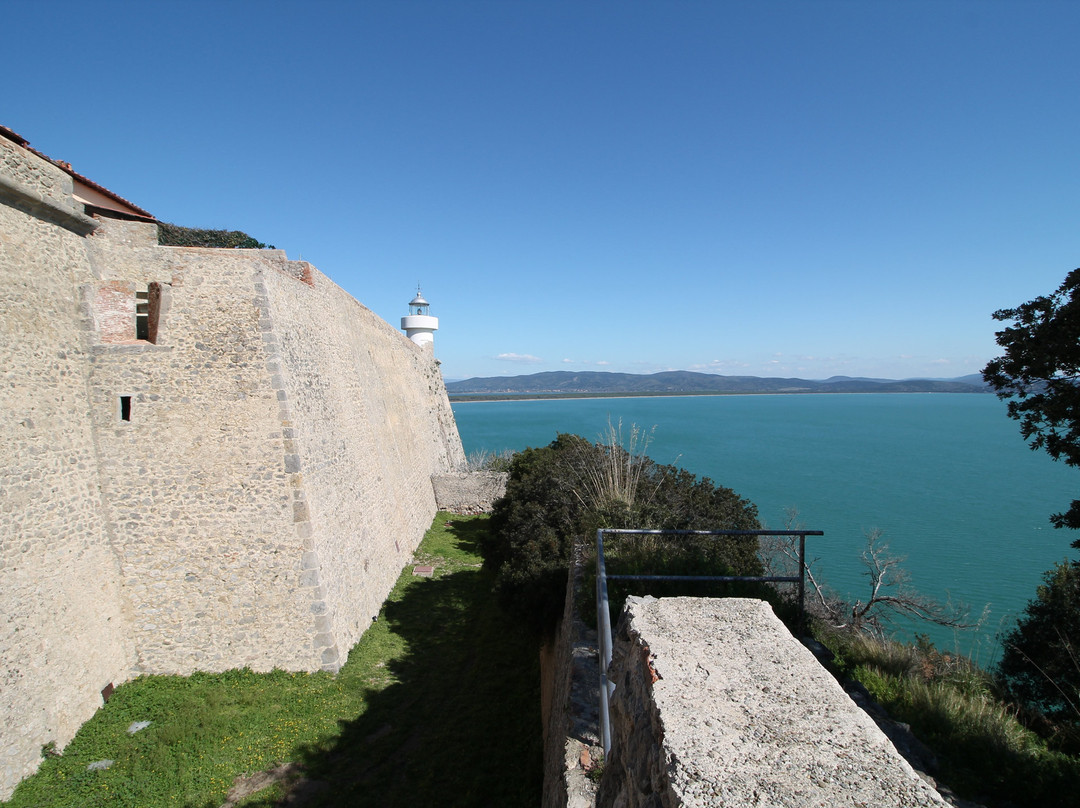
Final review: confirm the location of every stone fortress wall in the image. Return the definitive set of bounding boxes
[0,132,465,797]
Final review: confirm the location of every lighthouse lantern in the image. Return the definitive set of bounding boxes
[401,287,439,349]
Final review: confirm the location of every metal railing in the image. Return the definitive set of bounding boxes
[595,527,823,755]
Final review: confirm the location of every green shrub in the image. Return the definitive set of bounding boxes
[593,530,776,627]
[484,432,762,635]
[157,222,274,249]
[998,560,1080,735]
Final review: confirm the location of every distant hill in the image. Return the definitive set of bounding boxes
[446,370,990,398]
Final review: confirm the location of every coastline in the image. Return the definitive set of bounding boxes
[449,390,756,403]
[448,389,990,403]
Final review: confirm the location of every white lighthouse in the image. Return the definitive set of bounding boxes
[401,287,438,349]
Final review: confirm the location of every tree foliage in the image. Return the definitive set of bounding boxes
[483,432,761,635]
[998,560,1080,728]
[984,270,1080,743]
[983,268,1080,541]
[158,221,274,249]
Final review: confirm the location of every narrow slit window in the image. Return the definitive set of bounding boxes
[119,396,132,422]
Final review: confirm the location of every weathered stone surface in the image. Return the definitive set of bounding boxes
[431,471,508,513]
[0,144,137,797]
[598,597,949,808]
[0,133,465,798]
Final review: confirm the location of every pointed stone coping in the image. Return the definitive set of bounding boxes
[412,565,435,577]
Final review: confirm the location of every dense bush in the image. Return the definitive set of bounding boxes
[157,221,274,249]
[998,560,1080,737]
[483,432,762,635]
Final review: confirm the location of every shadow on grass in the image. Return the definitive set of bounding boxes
[239,520,543,808]
[437,516,488,559]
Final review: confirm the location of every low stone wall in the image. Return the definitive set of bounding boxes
[597,597,949,808]
[431,471,507,514]
[541,550,602,808]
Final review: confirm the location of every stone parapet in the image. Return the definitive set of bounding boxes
[597,597,949,808]
[431,471,508,514]
[0,137,97,235]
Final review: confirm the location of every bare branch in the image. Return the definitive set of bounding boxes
[763,520,975,637]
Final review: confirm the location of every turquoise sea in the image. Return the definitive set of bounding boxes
[452,393,1078,659]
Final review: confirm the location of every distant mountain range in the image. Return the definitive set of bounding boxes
[445,370,990,398]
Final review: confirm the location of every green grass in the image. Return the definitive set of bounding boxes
[824,630,1080,807]
[4,513,542,808]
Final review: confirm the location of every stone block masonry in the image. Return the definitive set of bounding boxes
[0,134,465,798]
[0,143,136,799]
[597,597,949,808]
[431,471,508,514]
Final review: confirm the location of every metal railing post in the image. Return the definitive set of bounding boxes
[596,529,614,756]
[593,528,821,761]
[798,532,807,634]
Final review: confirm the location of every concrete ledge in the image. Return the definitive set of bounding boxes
[0,172,99,235]
[431,471,507,514]
[598,597,948,808]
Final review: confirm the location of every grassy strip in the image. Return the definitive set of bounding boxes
[824,630,1080,808]
[4,513,541,808]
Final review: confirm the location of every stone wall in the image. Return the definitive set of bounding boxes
[260,260,465,661]
[0,135,464,798]
[541,549,601,808]
[431,471,508,514]
[596,597,949,808]
[0,144,137,796]
[83,221,321,675]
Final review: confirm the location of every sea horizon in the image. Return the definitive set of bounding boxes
[452,392,1075,659]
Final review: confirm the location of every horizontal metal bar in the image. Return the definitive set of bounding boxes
[606,574,801,584]
[601,529,823,537]
[595,524,822,762]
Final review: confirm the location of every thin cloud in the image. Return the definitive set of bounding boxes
[689,359,750,372]
[495,352,544,363]
[632,361,680,373]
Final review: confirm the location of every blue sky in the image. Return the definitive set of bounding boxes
[7,1,1079,381]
